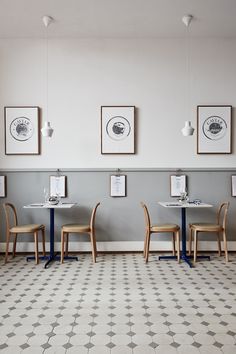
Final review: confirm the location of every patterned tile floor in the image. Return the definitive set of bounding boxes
[0,253,236,354]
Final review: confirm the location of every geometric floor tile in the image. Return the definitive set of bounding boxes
[0,253,236,353]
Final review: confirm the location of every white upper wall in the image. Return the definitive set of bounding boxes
[0,37,236,168]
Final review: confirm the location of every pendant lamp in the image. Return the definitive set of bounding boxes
[41,15,54,138]
[181,15,194,136]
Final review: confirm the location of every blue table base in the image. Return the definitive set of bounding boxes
[26,254,78,268]
[159,207,210,268]
[159,254,210,268]
[26,208,78,268]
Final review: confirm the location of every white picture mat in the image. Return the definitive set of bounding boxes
[50,176,66,197]
[232,176,236,197]
[5,107,39,154]
[110,175,126,197]
[170,175,186,197]
[101,106,135,153]
[0,176,6,197]
[197,106,231,153]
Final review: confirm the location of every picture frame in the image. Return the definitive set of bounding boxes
[0,176,6,198]
[4,106,40,155]
[101,106,135,154]
[197,105,232,154]
[110,174,127,197]
[170,175,187,197]
[49,175,67,197]
[231,175,236,197]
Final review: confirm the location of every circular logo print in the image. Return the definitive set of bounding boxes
[10,117,34,141]
[106,116,131,141]
[202,115,227,141]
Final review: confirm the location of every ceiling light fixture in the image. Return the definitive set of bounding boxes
[181,14,194,137]
[41,15,54,138]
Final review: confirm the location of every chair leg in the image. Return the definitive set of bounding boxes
[42,228,46,256]
[222,230,229,262]
[93,231,97,256]
[65,233,69,257]
[61,230,65,264]
[12,233,17,258]
[143,230,149,258]
[5,232,10,264]
[217,232,221,257]
[172,233,176,256]
[188,228,192,255]
[145,232,151,263]
[193,231,198,263]
[176,230,180,263]
[90,232,97,263]
[34,232,39,265]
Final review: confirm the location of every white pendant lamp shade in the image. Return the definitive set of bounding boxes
[41,121,54,137]
[181,121,194,136]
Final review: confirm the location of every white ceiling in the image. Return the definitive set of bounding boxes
[0,0,236,38]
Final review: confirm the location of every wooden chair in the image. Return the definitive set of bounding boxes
[189,202,229,263]
[61,202,100,264]
[3,203,46,264]
[141,202,180,263]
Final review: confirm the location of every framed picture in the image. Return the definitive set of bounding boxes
[231,175,236,197]
[101,106,135,154]
[0,176,6,197]
[4,106,40,155]
[110,175,126,197]
[170,175,187,197]
[197,105,232,154]
[49,175,67,197]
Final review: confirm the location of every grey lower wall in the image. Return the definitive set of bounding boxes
[0,168,236,245]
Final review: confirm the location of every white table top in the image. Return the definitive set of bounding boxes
[159,202,213,208]
[24,203,76,209]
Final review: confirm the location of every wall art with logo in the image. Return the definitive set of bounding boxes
[101,106,135,154]
[197,105,232,154]
[4,106,40,155]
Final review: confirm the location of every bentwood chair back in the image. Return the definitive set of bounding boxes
[3,203,46,264]
[189,202,229,263]
[141,202,180,263]
[61,202,100,264]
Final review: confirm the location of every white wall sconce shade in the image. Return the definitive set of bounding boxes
[41,121,54,137]
[181,121,194,136]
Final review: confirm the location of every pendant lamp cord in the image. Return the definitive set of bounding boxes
[45,24,49,123]
[46,30,48,123]
[186,24,190,123]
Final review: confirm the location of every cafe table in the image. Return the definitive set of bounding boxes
[24,202,78,268]
[158,201,212,268]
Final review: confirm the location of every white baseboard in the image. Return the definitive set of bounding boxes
[0,241,235,253]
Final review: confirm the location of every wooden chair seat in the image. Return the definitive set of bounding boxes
[10,224,45,233]
[151,224,180,232]
[141,202,180,263]
[62,224,90,233]
[189,223,222,232]
[61,203,100,264]
[3,203,46,265]
[189,202,229,263]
